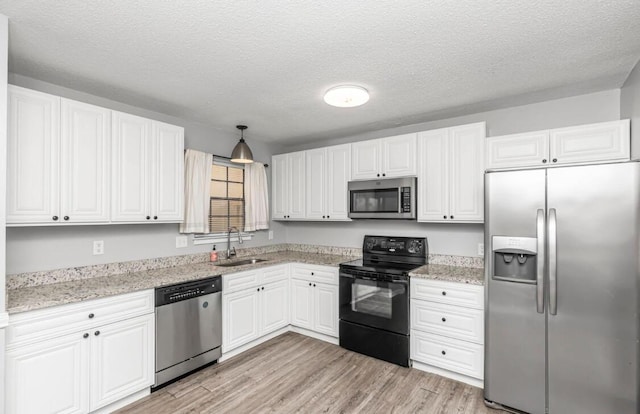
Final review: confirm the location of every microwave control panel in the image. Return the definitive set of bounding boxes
[401,187,412,212]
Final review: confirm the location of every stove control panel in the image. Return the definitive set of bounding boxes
[363,236,427,258]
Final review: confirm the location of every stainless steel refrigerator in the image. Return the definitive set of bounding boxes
[484,161,639,414]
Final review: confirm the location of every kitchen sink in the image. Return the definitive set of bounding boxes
[215,258,269,267]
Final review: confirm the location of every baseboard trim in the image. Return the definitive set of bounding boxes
[91,388,150,413]
[412,360,484,388]
[220,325,338,362]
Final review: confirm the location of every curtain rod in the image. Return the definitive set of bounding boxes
[184,150,269,167]
[214,154,269,168]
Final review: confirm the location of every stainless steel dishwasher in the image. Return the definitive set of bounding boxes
[154,275,222,389]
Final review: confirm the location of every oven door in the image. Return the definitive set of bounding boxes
[339,272,409,335]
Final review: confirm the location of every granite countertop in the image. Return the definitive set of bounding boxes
[7,251,357,314]
[409,264,484,285]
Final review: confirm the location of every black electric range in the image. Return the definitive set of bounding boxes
[338,235,428,367]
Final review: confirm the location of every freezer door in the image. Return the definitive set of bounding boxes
[547,162,639,414]
[484,169,546,414]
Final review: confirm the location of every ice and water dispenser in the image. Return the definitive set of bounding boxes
[492,236,538,283]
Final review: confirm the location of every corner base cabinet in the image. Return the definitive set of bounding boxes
[5,290,155,414]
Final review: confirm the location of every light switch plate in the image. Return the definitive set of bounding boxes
[176,235,188,248]
[477,243,484,256]
[268,231,274,240]
[93,240,104,255]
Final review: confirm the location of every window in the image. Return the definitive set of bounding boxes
[209,163,245,233]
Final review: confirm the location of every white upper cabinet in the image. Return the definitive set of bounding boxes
[485,131,549,169]
[549,119,630,165]
[272,151,305,220]
[418,122,485,223]
[352,133,417,180]
[151,121,184,221]
[305,144,351,221]
[7,85,183,226]
[7,86,111,225]
[112,113,184,223]
[60,98,111,223]
[486,119,630,170]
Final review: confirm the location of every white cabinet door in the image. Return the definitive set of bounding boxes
[112,111,151,222]
[305,148,326,220]
[325,144,351,220]
[6,332,90,414]
[417,128,449,222]
[223,288,260,352]
[486,131,549,170]
[290,279,314,330]
[549,119,630,165]
[314,283,338,337]
[449,123,485,222]
[271,154,288,220]
[288,151,306,219]
[151,121,184,222]
[382,133,417,177]
[261,280,289,334]
[351,139,381,180]
[7,86,60,224]
[60,98,111,223]
[90,314,154,411]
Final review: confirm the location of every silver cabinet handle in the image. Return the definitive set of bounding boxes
[548,208,558,315]
[536,209,545,313]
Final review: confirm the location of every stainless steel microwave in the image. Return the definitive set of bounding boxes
[348,177,417,219]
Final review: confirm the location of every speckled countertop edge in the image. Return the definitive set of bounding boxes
[409,264,484,285]
[6,251,358,314]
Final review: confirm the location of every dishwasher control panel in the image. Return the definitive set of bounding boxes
[155,275,222,306]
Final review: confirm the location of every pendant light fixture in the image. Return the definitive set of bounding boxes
[230,125,254,164]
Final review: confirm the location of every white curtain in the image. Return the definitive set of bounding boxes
[244,162,270,231]
[180,149,213,234]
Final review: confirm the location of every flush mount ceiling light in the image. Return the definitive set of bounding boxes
[230,125,254,164]
[323,85,370,108]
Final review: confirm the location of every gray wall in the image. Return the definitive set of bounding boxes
[281,89,622,256]
[6,74,286,274]
[621,59,640,160]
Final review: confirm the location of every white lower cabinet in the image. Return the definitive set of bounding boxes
[290,264,339,337]
[222,265,290,353]
[410,279,484,384]
[6,292,155,414]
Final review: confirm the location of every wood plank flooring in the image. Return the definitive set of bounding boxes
[117,332,501,414]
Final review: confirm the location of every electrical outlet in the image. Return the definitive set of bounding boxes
[93,240,104,255]
[176,235,188,248]
[478,243,484,256]
[268,231,274,240]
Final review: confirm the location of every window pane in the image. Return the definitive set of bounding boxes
[210,216,229,233]
[210,199,229,216]
[210,181,227,198]
[230,215,244,229]
[228,182,243,198]
[229,200,243,216]
[211,165,227,180]
[228,167,244,183]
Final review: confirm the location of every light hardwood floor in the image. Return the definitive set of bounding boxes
[117,332,501,414]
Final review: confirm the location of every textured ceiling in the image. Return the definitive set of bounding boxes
[1,1,639,145]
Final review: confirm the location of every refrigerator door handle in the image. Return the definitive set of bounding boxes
[549,208,558,315]
[536,209,545,313]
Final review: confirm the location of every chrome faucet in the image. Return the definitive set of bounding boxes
[226,226,243,259]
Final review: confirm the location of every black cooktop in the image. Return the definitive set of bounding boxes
[340,235,428,276]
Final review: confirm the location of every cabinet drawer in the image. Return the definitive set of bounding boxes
[411,279,483,309]
[262,264,289,284]
[411,300,483,344]
[222,270,261,294]
[291,264,338,285]
[7,290,153,348]
[411,330,484,379]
